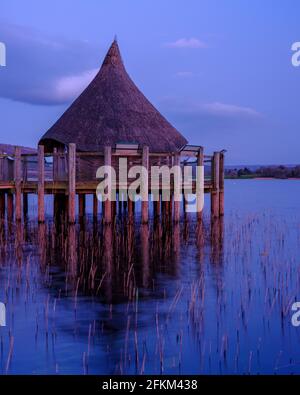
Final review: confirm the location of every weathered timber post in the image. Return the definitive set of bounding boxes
[197,146,204,221]
[23,193,28,220]
[0,193,5,219]
[68,143,76,224]
[38,145,45,222]
[53,148,58,181]
[173,153,181,222]
[141,146,149,224]
[104,146,112,224]
[79,194,86,218]
[14,146,22,222]
[219,152,225,216]
[7,192,14,222]
[211,151,220,218]
[93,193,98,219]
[128,196,134,223]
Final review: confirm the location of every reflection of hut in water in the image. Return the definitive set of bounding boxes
[0,40,225,224]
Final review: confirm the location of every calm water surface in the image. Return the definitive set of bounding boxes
[0,179,300,374]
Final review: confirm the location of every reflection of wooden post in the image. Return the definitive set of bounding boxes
[219,152,225,216]
[104,146,112,224]
[14,146,22,222]
[197,147,204,221]
[211,152,220,218]
[38,145,45,222]
[173,153,180,222]
[68,143,76,224]
[7,192,13,222]
[141,146,149,224]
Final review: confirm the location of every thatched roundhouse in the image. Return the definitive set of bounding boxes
[39,40,187,153]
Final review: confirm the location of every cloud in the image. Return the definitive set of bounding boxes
[46,68,98,103]
[158,97,262,136]
[199,102,260,118]
[174,71,194,78]
[0,21,101,105]
[165,38,207,49]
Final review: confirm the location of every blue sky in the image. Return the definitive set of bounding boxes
[0,0,299,164]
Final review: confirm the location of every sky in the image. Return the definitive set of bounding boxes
[0,0,299,165]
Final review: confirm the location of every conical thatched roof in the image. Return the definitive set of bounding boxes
[39,40,187,152]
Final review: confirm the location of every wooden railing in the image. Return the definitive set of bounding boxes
[0,146,218,186]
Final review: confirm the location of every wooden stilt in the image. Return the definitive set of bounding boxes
[104,146,112,224]
[211,151,220,218]
[7,193,13,222]
[118,193,123,216]
[68,143,76,224]
[14,146,22,222]
[38,145,45,223]
[141,146,149,224]
[93,193,98,219]
[173,153,181,222]
[219,151,225,216]
[128,196,134,222]
[197,146,204,221]
[154,196,160,219]
[79,194,86,218]
[0,193,5,219]
[23,192,28,220]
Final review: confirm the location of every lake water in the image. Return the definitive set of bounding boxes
[0,179,300,374]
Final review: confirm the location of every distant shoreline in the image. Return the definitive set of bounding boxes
[226,176,300,180]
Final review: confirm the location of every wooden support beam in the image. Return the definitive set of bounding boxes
[7,193,13,222]
[0,193,5,220]
[104,146,112,224]
[219,152,225,216]
[211,151,220,218]
[68,143,76,223]
[154,195,161,219]
[197,146,204,221]
[141,146,149,224]
[79,194,86,218]
[93,193,98,219]
[14,146,22,222]
[173,153,181,222]
[38,145,45,223]
[23,192,28,220]
[128,196,134,222]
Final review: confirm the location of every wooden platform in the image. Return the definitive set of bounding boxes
[0,144,224,224]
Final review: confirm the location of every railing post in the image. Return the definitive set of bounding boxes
[38,145,45,223]
[197,146,204,221]
[14,146,22,222]
[219,151,225,216]
[68,143,76,224]
[104,146,112,224]
[141,146,149,224]
[211,151,220,218]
